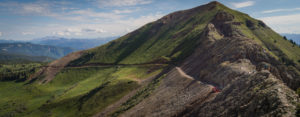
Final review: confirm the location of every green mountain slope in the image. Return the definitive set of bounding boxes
[69,3,220,65]
[0,1,299,117]
[69,2,300,68]
[0,65,165,116]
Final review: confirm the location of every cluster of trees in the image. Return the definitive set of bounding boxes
[0,63,41,81]
[283,36,300,63]
[283,36,300,47]
[280,56,296,66]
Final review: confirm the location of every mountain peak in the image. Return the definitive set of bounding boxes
[12,1,300,117]
[207,1,222,6]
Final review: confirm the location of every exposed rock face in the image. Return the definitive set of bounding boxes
[121,67,217,117]
[178,11,299,116]
[214,11,235,22]
[204,23,224,40]
[117,8,299,116]
[212,11,244,37]
[184,70,298,117]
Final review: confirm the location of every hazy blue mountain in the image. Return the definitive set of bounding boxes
[0,52,54,64]
[0,42,74,59]
[31,36,117,50]
[0,39,22,43]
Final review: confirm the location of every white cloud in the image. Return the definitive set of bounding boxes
[66,28,81,33]
[49,12,163,38]
[118,13,163,27]
[22,32,35,35]
[113,9,134,14]
[230,1,255,9]
[82,28,106,33]
[22,4,47,14]
[0,2,59,17]
[97,0,152,7]
[53,27,107,37]
[70,9,123,20]
[126,28,132,32]
[53,31,71,36]
[0,1,163,39]
[260,14,300,25]
[0,32,2,37]
[0,1,125,22]
[262,8,300,14]
[259,14,300,33]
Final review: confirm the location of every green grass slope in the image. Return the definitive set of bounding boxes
[0,65,164,117]
[69,2,300,85]
[69,2,300,69]
[69,3,221,65]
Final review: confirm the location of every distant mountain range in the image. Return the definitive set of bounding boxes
[0,42,73,59]
[0,39,21,43]
[31,36,117,50]
[0,36,116,63]
[0,52,54,64]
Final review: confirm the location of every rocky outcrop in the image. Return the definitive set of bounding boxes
[214,11,235,22]
[120,67,217,117]
[177,16,299,116]
[117,12,299,116]
[184,70,298,117]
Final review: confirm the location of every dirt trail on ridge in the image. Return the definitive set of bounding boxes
[31,51,84,83]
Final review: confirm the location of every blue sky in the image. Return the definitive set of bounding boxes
[0,0,300,40]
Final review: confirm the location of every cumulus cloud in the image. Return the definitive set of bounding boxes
[97,0,152,7]
[259,14,300,33]
[49,12,162,38]
[118,13,163,27]
[83,28,106,33]
[70,9,123,20]
[113,9,134,14]
[0,1,127,22]
[22,4,48,14]
[0,1,140,22]
[53,31,71,36]
[0,1,59,17]
[230,1,255,9]
[126,28,132,32]
[262,8,300,14]
[53,27,107,36]
[0,1,163,39]
[22,32,35,35]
